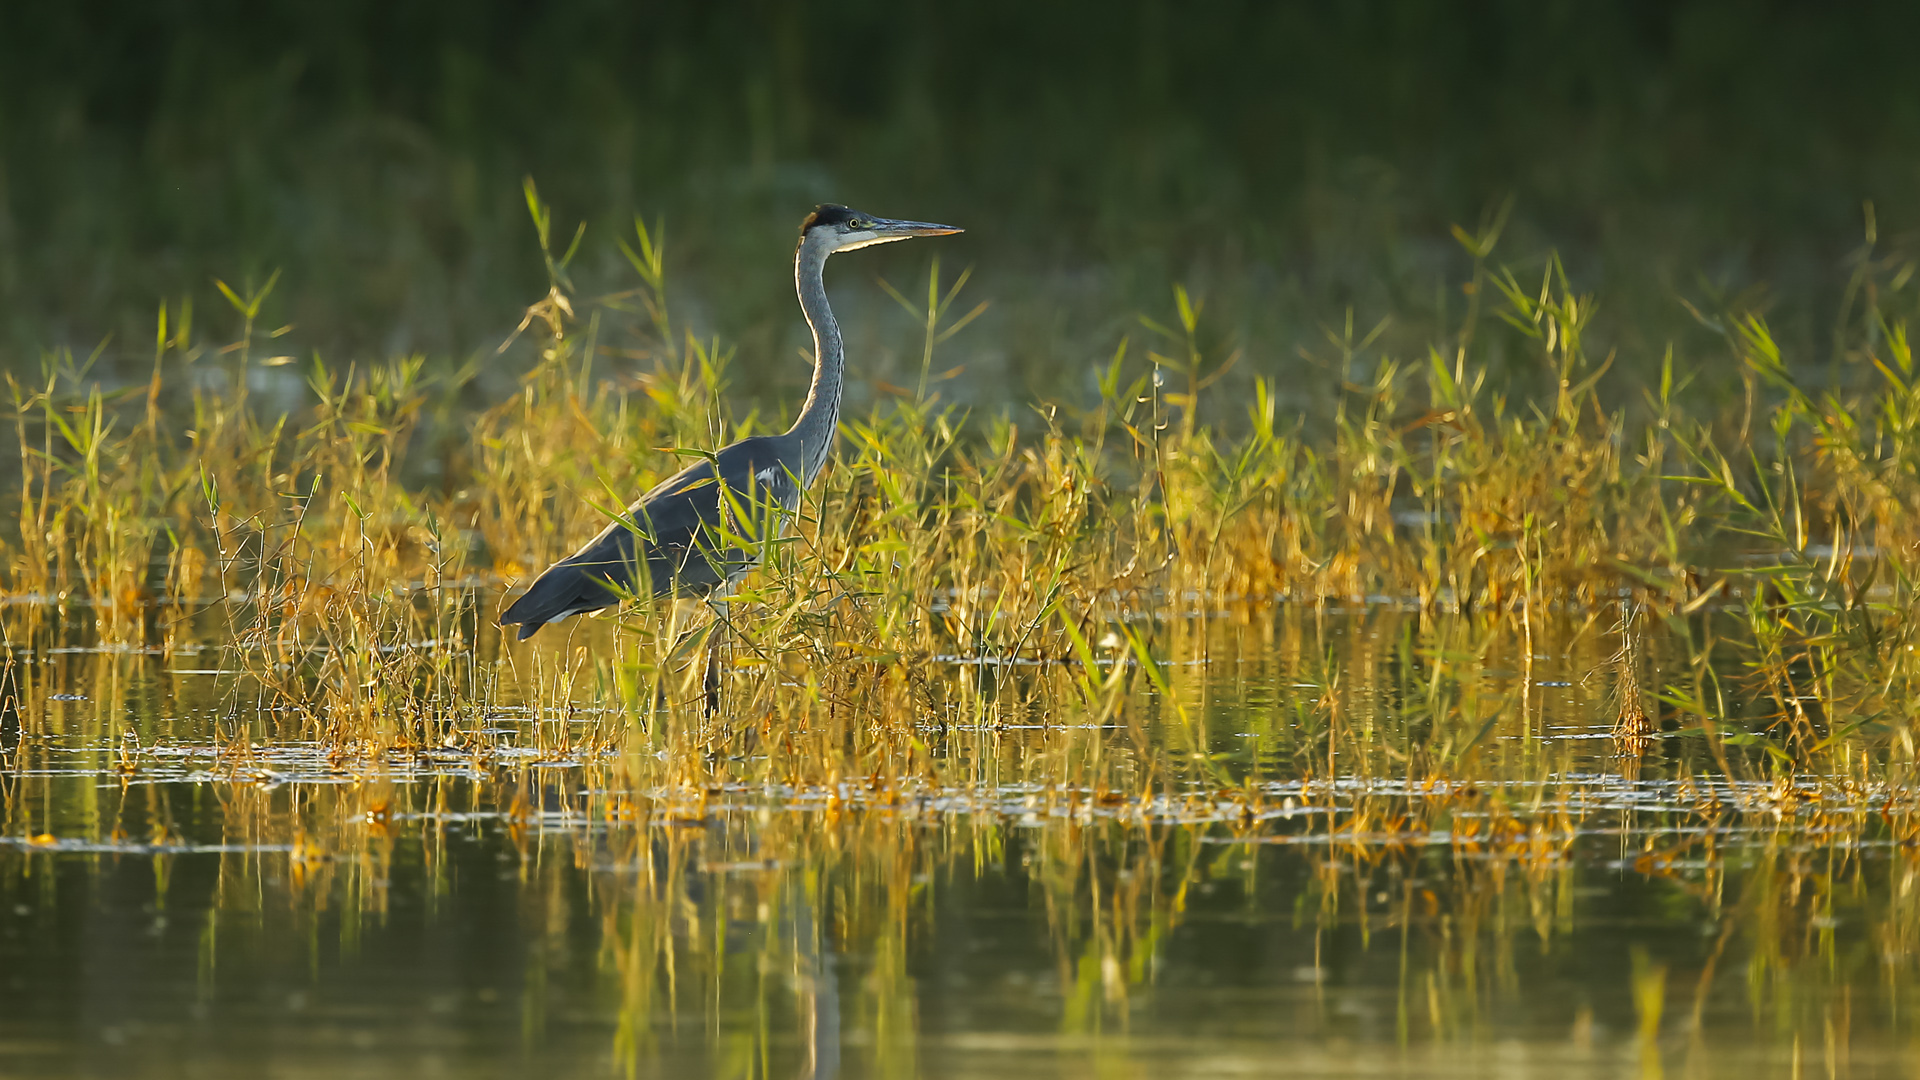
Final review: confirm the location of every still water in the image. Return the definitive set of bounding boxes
[0,606,1909,1078]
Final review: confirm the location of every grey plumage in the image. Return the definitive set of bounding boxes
[496,437,799,640]
[499,204,960,641]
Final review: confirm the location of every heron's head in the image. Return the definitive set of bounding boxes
[801,204,962,253]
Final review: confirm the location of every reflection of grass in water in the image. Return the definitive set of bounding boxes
[2,722,1914,1073]
[1632,945,1667,1079]
[6,196,1920,1070]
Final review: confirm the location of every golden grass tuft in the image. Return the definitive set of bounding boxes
[4,197,1920,788]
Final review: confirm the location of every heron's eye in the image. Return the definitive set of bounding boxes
[848,219,868,230]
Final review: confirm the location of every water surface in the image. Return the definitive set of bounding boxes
[0,606,1908,1078]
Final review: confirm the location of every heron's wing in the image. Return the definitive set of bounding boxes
[499,437,801,637]
[496,563,623,640]
[629,437,801,595]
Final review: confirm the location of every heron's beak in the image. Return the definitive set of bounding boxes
[873,217,963,237]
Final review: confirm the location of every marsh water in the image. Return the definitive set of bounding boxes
[0,603,1909,1079]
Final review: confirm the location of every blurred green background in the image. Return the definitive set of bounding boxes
[2,0,1915,411]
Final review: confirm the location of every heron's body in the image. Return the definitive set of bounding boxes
[495,436,799,638]
[499,204,959,642]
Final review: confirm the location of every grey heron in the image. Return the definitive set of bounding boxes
[498,205,962,655]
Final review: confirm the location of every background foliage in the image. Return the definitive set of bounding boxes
[4,1,1919,414]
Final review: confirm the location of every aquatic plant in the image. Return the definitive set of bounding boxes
[5,194,1919,786]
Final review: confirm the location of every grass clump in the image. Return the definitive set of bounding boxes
[2,192,1920,796]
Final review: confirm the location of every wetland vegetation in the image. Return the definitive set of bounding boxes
[8,189,1920,1075]
[10,3,1920,1076]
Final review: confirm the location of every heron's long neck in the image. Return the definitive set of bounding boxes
[788,238,841,486]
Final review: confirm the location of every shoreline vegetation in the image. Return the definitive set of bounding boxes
[3,189,1919,776]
